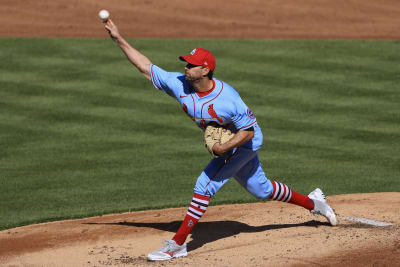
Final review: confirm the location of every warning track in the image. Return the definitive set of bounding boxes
[1,0,400,39]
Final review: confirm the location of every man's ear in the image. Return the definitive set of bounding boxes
[202,67,210,77]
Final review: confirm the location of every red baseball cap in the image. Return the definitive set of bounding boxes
[179,48,216,71]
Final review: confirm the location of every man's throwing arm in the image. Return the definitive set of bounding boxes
[104,19,152,81]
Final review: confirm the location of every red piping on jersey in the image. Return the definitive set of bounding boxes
[239,121,257,130]
[190,93,196,120]
[201,80,224,124]
[150,65,161,89]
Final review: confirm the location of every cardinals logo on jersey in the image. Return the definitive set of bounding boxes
[181,103,222,129]
[208,104,223,123]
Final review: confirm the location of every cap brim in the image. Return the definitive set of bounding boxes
[179,55,203,66]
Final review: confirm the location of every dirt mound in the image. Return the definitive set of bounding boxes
[1,193,399,266]
[2,0,400,39]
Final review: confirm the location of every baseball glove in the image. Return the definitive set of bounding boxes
[203,122,235,157]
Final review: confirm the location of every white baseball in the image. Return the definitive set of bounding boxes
[98,9,110,21]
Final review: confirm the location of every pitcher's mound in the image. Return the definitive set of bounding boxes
[1,192,399,266]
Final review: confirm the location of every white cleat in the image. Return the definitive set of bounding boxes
[308,188,338,226]
[147,240,188,261]
[308,188,326,201]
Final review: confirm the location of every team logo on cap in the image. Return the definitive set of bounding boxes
[246,108,255,119]
[190,49,197,55]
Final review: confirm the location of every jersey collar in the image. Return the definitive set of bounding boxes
[195,80,216,98]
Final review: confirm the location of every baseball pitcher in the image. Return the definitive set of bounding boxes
[103,18,337,261]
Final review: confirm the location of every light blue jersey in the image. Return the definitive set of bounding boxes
[150,64,273,198]
[150,64,263,151]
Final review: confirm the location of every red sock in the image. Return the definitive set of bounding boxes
[172,193,210,245]
[268,181,314,210]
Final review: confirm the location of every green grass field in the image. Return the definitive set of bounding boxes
[0,38,399,230]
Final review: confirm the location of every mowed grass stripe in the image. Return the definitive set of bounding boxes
[0,38,399,230]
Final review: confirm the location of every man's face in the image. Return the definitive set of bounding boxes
[184,63,208,82]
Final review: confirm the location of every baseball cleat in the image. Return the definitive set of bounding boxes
[147,240,187,261]
[308,188,338,226]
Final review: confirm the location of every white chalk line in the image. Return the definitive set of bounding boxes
[340,216,393,227]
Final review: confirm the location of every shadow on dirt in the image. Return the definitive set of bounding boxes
[84,220,328,252]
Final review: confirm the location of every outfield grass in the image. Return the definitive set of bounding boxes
[0,38,399,230]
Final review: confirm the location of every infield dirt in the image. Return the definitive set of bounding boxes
[1,193,399,266]
[1,0,399,266]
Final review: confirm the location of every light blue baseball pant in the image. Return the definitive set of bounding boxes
[194,147,274,199]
